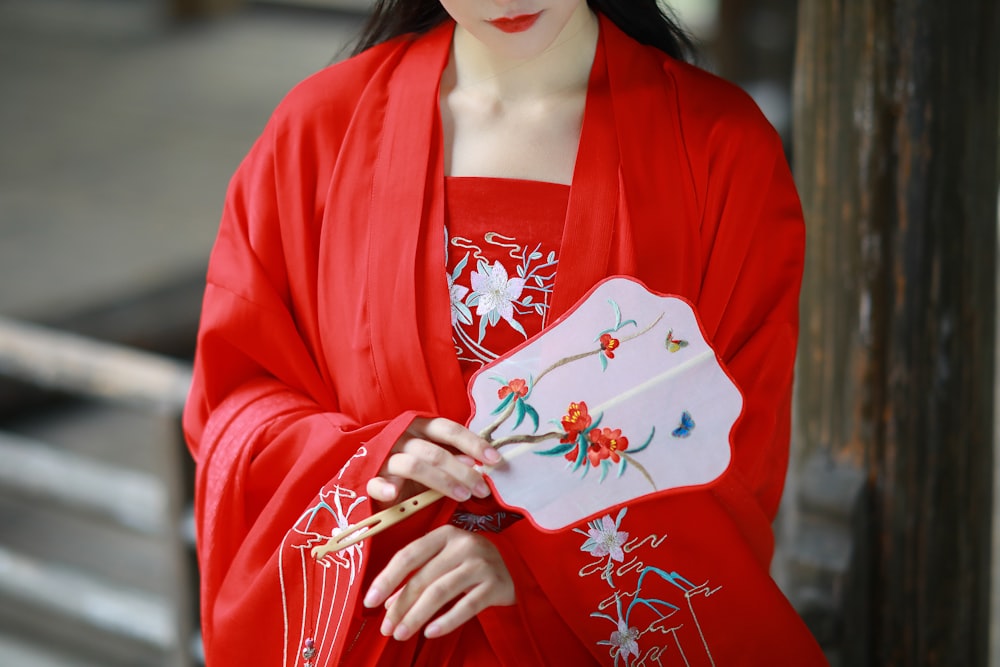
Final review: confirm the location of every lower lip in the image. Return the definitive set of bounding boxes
[488,12,543,34]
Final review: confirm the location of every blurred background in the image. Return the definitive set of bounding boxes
[0,1,995,666]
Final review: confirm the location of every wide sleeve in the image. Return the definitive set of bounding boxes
[693,113,805,550]
[182,114,427,664]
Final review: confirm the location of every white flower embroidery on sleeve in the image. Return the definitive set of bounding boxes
[609,619,641,661]
[580,510,629,563]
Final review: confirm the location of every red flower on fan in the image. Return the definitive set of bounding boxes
[560,401,592,445]
[497,378,528,400]
[586,427,629,466]
[599,333,620,359]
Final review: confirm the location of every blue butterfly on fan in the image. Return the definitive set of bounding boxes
[671,410,695,438]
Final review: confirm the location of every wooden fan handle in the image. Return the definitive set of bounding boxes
[311,488,444,559]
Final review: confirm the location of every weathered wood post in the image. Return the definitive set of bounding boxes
[791,0,999,664]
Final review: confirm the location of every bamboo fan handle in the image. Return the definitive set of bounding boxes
[311,488,444,559]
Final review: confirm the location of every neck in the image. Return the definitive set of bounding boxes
[450,7,599,102]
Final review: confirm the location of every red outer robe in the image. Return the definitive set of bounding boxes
[184,15,827,667]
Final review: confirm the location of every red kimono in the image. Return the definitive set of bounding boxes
[184,15,827,667]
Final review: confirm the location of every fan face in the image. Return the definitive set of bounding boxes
[467,277,743,532]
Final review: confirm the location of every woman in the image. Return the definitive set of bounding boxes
[184,1,827,664]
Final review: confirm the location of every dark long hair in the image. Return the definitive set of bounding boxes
[350,0,695,61]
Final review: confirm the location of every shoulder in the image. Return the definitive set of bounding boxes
[659,56,784,163]
[264,35,414,143]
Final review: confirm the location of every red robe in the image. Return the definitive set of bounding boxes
[184,15,827,667]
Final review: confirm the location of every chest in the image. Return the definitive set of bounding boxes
[440,90,586,186]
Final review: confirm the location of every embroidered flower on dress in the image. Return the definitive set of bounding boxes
[581,511,629,562]
[469,261,526,334]
[498,378,529,400]
[448,274,472,327]
[610,619,641,661]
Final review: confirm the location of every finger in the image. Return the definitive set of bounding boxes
[364,530,446,610]
[389,439,490,501]
[365,476,400,503]
[423,581,512,639]
[385,565,475,641]
[411,417,501,466]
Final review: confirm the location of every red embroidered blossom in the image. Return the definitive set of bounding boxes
[600,333,620,359]
[497,378,528,401]
[586,427,629,466]
[560,401,592,444]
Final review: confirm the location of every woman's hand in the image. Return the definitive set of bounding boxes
[363,525,515,640]
[367,417,501,505]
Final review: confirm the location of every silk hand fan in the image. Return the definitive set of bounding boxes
[313,277,742,556]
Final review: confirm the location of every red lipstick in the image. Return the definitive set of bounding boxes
[488,11,543,33]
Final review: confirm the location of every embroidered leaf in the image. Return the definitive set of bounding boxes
[455,303,473,326]
[615,318,639,332]
[524,403,540,432]
[618,456,628,478]
[508,316,527,339]
[547,250,556,263]
[466,293,481,306]
[599,460,611,483]
[530,251,542,260]
[513,399,527,430]
[535,442,577,457]
[524,375,536,399]
[571,433,589,472]
[487,309,501,327]
[522,295,533,305]
[610,298,624,328]
[628,427,656,455]
[477,314,489,343]
[492,391,515,415]
[600,354,608,372]
[452,252,470,280]
[628,597,681,619]
[534,276,545,287]
[517,264,525,277]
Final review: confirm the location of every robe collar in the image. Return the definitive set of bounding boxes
[328,15,696,422]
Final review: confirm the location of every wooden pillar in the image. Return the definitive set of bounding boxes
[792,0,999,664]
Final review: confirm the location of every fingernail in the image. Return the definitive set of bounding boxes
[483,447,501,464]
[380,618,394,636]
[425,623,442,638]
[474,481,490,498]
[363,587,381,608]
[452,485,472,501]
[393,624,411,641]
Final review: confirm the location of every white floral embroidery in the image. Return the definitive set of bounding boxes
[469,260,526,338]
[280,448,369,667]
[580,510,629,562]
[578,508,722,667]
[448,271,472,326]
[609,619,641,661]
[445,230,558,367]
